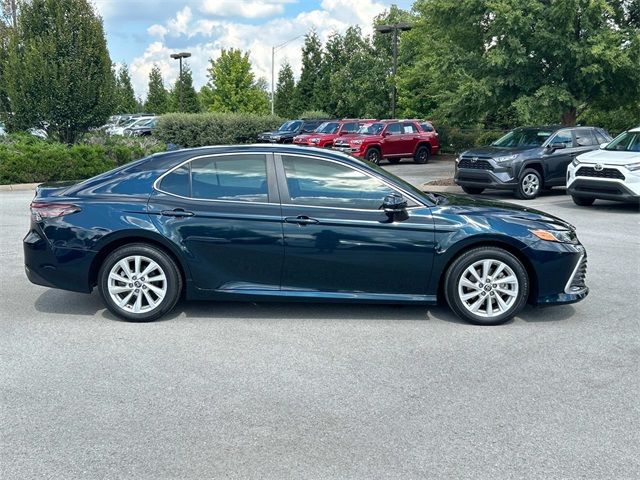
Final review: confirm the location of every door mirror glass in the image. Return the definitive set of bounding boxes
[382,193,407,213]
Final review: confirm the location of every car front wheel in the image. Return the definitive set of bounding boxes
[98,243,182,322]
[365,147,381,165]
[444,247,529,325]
[572,195,595,206]
[517,168,542,199]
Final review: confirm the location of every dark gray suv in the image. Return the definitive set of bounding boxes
[454,126,612,199]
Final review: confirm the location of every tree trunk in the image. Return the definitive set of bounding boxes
[561,108,577,126]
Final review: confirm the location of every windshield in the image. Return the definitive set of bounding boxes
[315,122,340,134]
[492,128,553,147]
[605,131,640,152]
[278,121,302,132]
[357,123,384,135]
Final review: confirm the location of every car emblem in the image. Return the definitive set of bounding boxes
[594,163,604,171]
[471,157,478,162]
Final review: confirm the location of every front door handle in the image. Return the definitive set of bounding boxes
[284,215,319,225]
[161,208,194,217]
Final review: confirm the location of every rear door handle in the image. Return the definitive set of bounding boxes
[284,216,319,225]
[161,208,194,217]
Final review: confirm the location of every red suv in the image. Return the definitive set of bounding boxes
[293,119,368,148]
[333,120,440,165]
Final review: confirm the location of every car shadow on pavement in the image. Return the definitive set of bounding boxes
[34,289,576,325]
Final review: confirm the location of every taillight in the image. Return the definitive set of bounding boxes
[30,202,81,221]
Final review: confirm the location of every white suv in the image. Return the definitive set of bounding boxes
[567,126,640,206]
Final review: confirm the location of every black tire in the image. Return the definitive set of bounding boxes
[388,157,401,164]
[517,168,543,199]
[572,195,595,206]
[462,186,485,195]
[365,147,382,165]
[98,243,182,322]
[444,247,529,325]
[414,145,430,164]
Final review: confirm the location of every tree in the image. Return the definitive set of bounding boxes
[274,61,296,118]
[398,0,640,128]
[169,64,200,113]
[3,0,115,143]
[115,63,137,113]
[144,65,169,114]
[294,31,323,113]
[201,48,269,114]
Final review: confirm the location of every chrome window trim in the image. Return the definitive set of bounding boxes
[276,152,428,209]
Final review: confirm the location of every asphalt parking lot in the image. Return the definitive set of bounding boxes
[1,159,639,479]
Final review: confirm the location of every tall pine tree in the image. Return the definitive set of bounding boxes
[274,61,296,118]
[144,64,168,114]
[294,31,323,114]
[170,64,200,113]
[115,63,137,113]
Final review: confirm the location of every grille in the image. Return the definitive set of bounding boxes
[567,255,588,292]
[576,166,625,180]
[458,158,493,170]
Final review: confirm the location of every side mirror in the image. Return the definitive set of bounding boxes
[383,131,392,137]
[382,193,407,214]
[548,142,566,151]
[600,142,609,149]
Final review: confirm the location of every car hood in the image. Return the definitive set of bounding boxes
[462,145,539,157]
[576,148,640,165]
[434,193,574,230]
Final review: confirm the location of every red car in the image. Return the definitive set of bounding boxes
[293,119,369,148]
[333,119,440,165]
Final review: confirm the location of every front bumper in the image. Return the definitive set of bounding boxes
[454,164,519,190]
[568,179,640,203]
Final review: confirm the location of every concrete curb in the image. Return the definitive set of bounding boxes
[0,182,40,192]
[420,183,462,193]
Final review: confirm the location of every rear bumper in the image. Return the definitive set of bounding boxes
[23,229,95,293]
[568,179,640,203]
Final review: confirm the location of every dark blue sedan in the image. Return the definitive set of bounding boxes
[24,145,588,325]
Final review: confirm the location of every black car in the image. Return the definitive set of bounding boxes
[257,119,327,143]
[455,126,612,199]
[24,144,588,326]
[125,118,157,137]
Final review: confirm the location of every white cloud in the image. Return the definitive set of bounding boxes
[128,0,387,97]
[200,0,294,19]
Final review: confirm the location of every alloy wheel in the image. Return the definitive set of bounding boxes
[107,255,167,314]
[521,173,540,197]
[457,259,519,319]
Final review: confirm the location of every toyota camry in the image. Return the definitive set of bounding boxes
[24,145,588,325]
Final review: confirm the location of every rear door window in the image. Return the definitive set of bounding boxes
[575,129,598,146]
[191,155,268,202]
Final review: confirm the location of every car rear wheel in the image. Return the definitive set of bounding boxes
[414,145,430,164]
[98,244,182,322]
[462,186,485,195]
[365,147,381,165]
[444,247,529,325]
[517,168,542,199]
[572,195,595,206]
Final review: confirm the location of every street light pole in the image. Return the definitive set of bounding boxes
[376,23,412,118]
[271,34,303,116]
[170,52,191,112]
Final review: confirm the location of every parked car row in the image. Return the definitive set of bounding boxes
[454,124,640,205]
[101,114,157,137]
[257,118,441,165]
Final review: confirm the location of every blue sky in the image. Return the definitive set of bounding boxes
[93,0,413,97]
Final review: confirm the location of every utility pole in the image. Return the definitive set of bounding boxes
[170,52,191,112]
[375,23,413,118]
[271,35,303,115]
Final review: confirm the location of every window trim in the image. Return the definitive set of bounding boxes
[153,151,279,205]
[274,152,426,211]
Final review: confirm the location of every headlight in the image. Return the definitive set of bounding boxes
[571,157,580,167]
[455,156,460,163]
[494,154,518,163]
[351,139,363,145]
[531,229,578,244]
[625,162,640,171]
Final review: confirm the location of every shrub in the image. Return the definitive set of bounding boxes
[0,133,165,184]
[155,113,284,148]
